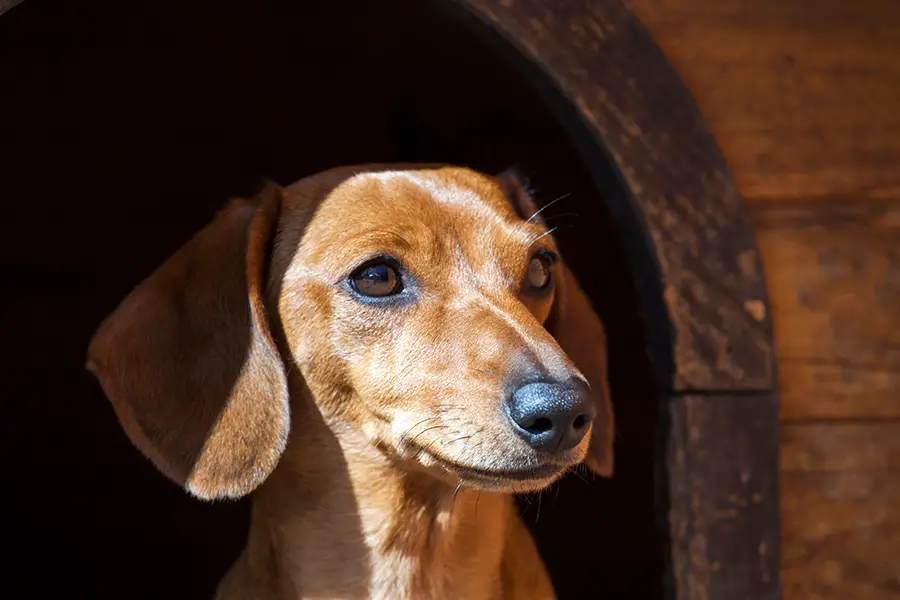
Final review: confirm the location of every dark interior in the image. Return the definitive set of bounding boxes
[1,0,664,597]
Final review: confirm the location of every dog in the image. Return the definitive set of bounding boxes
[87,165,614,599]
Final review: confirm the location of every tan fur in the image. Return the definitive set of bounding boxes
[87,165,614,599]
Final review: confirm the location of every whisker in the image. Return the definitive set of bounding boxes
[571,466,591,485]
[416,429,451,461]
[401,416,438,440]
[525,193,571,225]
[411,425,451,456]
[444,434,474,447]
[528,226,558,247]
[450,481,463,518]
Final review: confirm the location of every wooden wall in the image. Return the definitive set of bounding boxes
[627,1,900,598]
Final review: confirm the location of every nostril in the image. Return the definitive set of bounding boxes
[522,417,554,435]
[508,380,594,452]
[572,413,590,431]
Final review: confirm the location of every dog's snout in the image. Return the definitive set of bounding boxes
[506,380,595,453]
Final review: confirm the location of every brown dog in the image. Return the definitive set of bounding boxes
[87,165,614,599]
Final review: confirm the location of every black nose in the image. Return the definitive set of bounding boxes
[506,381,596,453]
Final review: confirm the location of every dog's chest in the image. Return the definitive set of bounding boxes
[363,494,508,600]
[369,551,503,600]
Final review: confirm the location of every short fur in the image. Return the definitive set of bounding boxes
[87,165,614,599]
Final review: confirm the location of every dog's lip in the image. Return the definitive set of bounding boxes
[410,445,567,482]
[453,463,565,483]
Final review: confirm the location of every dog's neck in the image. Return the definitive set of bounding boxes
[218,401,513,600]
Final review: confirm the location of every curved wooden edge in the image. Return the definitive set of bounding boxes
[449,0,775,393]
[0,0,25,17]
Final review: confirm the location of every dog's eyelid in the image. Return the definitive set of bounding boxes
[533,248,559,264]
[338,253,407,283]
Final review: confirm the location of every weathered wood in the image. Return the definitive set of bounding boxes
[0,0,24,17]
[665,393,781,600]
[781,422,900,600]
[750,199,900,421]
[452,0,774,391]
[628,0,900,200]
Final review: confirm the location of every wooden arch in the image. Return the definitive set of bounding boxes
[444,1,781,599]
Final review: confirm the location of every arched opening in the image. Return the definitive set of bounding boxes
[1,0,778,599]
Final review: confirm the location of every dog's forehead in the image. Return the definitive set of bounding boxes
[304,168,530,246]
[338,167,516,218]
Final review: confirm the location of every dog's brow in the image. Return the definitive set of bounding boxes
[336,229,415,254]
[400,172,536,243]
[396,172,484,208]
[302,230,416,277]
[356,172,548,251]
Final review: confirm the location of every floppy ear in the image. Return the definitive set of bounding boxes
[86,183,290,500]
[498,168,615,477]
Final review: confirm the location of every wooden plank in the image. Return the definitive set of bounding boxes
[628,0,900,199]
[665,393,781,600]
[782,422,900,600]
[750,198,900,421]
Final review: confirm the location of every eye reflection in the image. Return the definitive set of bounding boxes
[525,254,552,290]
[350,262,403,297]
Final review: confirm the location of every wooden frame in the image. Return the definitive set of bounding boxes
[443,1,782,598]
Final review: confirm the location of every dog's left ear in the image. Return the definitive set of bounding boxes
[498,169,615,477]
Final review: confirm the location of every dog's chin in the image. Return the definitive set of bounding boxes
[453,467,563,493]
[410,446,574,493]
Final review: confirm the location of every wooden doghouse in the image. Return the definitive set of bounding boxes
[0,0,780,598]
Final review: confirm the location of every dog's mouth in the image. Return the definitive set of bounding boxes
[408,444,569,490]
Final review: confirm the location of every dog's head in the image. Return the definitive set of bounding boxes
[87,166,613,500]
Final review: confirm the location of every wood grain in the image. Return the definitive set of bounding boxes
[750,199,900,421]
[665,393,781,600]
[782,422,900,600]
[628,0,900,199]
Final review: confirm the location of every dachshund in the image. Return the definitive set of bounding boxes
[87,165,614,599]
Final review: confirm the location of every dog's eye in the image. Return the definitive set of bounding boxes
[525,254,553,290]
[350,262,403,297]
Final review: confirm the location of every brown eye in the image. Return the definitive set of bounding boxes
[525,254,552,290]
[350,262,403,297]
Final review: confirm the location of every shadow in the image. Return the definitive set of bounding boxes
[249,378,371,598]
[1,0,667,597]
[509,173,667,600]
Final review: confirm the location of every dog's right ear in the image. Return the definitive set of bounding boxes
[87,183,289,501]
